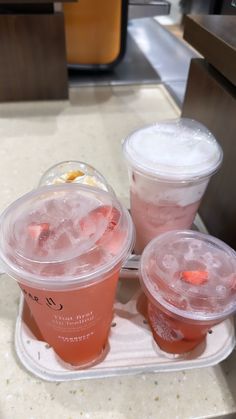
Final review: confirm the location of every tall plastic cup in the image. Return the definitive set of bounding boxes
[0,184,134,367]
[22,160,115,341]
[123,119,223,254]
[139,230,236,354]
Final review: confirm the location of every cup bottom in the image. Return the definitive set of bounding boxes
[137,295,210,355]
[22,298,111,370]
[148,302,211,355]
[150,327,206,354]
[54,342,110,370]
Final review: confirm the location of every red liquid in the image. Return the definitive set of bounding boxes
[20,270,119,366]
[137,293,213,354]
[148,302,216,354]
[148,301,215,354]
[138,230,236,354]
[5,188,132,367]
[22,299,44,341]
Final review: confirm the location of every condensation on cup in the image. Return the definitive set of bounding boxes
[123,119,223,254]
[0,184,134,368]
[139,230,236,354]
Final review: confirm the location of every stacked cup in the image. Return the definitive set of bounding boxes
[122,119,223,254]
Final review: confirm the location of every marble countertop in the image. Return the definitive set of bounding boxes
[0,85,235,419]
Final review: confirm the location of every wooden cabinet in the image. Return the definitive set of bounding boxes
[0,0,75,102]
[0,13,68,101]
[182,16,236,249]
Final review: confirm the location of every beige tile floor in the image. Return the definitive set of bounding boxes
[0,85,235,419]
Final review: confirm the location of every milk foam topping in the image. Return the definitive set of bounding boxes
[123,119,223,181]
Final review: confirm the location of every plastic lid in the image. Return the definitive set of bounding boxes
[0,184,134,289]
[140,230,236,322]
[123,119,223,181]
[39,160,113,193]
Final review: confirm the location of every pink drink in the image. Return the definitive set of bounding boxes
[140,230,236,354]
[123,119,223,254]
[22,160,114,339]
[131,188,201,254]
[0,184,134,367]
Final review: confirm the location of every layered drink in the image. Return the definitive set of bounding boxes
[123,119,223,254]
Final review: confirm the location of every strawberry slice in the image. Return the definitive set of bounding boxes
[96,206,122,254]
[79,205,122,255]
[181,270,208,285]
[103,206,120,233]
[80,206,120,238]
[28,223,50,242]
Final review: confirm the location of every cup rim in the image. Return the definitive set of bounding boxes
[122,119,223,183]
[0,184,135,289]
[38,160,115,194]
[139,230,236,322]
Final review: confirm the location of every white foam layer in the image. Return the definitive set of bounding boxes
[124,119,223,180]
[130,171,209,206]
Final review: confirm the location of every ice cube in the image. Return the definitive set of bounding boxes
[188,285,201,294]
[53,231,72,250]
[45,198,67,219]
[215,285,228,298]
[162,254,178,271]
[183,260,207,272]
[99,230,125,256]
[78,206,110,241]
[204,252,222,269]
[184,240,203,260]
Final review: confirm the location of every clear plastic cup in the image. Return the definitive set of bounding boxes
[123,118,223,254]
[139,230,236,354]
[23,161,116,342]
[39,160,114,193]
[0,184,134,367]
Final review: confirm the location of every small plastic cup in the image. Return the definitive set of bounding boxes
[123,119,223,254]
[139,230,236,354]
[0,184,134,367]
[39,160,114,193]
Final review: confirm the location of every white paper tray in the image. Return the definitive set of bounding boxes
[15,278,236,382]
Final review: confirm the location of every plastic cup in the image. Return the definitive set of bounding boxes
[38,160,114,193]
[21,160,115,340]
[139,230,236,354]
[0,184,134,367]
[123,118,223,254]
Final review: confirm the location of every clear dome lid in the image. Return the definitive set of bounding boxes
[140,230,236,321]
[39,160,113,193]
[123,119,223,182]
[0,184,134,289]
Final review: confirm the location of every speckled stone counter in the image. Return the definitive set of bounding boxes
[0,85,235,419]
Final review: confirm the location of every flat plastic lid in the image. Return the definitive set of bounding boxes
[123,119,223,181]
[140,230,236,322]
[0,184,134,288]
